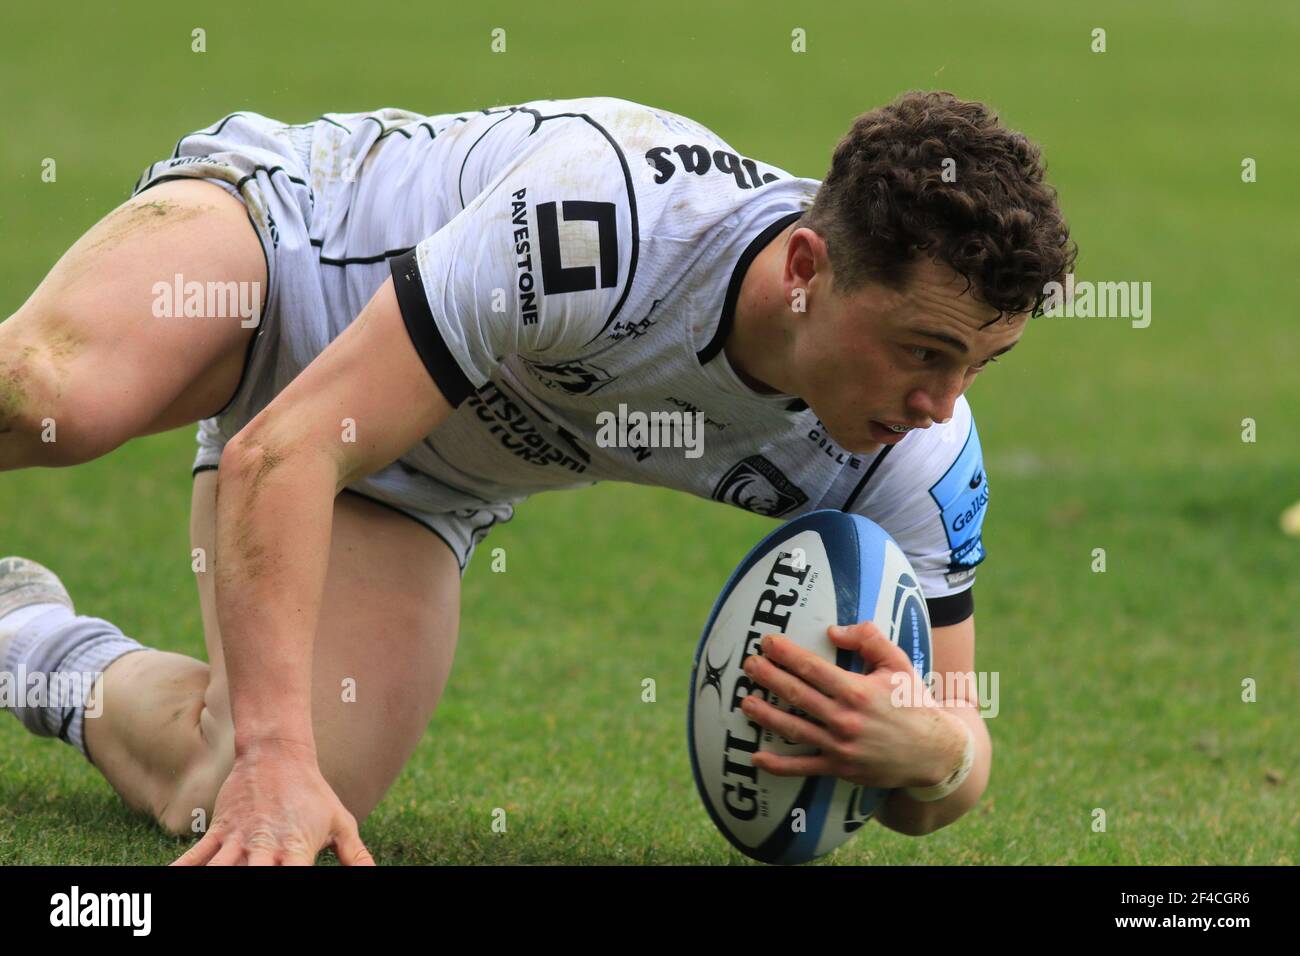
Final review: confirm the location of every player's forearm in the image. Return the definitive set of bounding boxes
[875,703,991,837]
[214,428,340,752]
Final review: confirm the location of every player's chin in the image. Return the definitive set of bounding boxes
[820,419,880,455]
[804,399,881,454]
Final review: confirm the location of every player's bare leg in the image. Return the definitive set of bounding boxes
[80,471,461,837]
[1,172,460,852]
[2,177,265,767]
[2,175,455,845]
[0,178,259,472]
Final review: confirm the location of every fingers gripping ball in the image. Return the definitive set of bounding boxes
[687,509,932,864]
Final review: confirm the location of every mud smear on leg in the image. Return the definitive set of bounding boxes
[0,349,35,433]
[50,199,213,291]
[0,323,89,444]
[83,199,210,257]
[38,328,83,401]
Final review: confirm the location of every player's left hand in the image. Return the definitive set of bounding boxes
[739,620,964,790]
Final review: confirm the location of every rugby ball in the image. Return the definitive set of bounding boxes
[687,509,932,865]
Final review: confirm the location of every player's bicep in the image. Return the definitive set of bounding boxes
[241,276,455,487]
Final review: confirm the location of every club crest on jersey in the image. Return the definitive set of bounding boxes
[711,455,809,517]
[523,358,616,396]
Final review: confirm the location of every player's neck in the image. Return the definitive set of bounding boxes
[726,224,798,396]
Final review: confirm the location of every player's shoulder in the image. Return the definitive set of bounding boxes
[493,96,809,221]
[461,97,742,176]
[507,96,734,152]
[421,96,817,357]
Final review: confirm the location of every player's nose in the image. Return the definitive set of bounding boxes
[908,375,965,426]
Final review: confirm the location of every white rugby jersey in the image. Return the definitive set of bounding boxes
[312,97,987,625]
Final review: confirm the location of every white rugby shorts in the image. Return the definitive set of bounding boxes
[131,110,516,573]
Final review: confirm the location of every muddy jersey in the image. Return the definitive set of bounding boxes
[303,96,987,623]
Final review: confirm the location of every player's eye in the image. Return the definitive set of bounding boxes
[969,356,1001,372]
[907,346,936,363]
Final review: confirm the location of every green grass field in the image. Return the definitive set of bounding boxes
[1,0,1297,864]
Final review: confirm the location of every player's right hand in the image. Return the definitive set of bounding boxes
[170,738,375,866]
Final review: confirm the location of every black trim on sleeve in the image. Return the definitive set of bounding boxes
[926,587,974,628]
[389,248,476,408]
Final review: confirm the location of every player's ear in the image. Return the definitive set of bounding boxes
[786,227,820,288]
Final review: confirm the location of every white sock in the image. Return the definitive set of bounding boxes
[1,606,148,764]
[1,602,73,635]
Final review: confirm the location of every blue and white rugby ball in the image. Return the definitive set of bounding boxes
[687,509,932,865]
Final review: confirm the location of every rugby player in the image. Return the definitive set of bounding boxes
[0,91,1074,865]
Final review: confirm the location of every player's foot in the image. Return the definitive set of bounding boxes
[0,557,75,659]
[0,557,73,617]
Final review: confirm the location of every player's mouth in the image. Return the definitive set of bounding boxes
[868,420,921,444]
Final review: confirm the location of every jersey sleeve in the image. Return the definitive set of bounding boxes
[849,397,989,627]
[389,111,636,407]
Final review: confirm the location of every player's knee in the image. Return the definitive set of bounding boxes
[0,334,61,469]
[23,395,125,468]
[0,310,129,468]
[157,679,235,837]
[157,731,234,837]
[158,778,215,838]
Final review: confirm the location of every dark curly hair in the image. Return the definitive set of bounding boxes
[801,90,1076,322]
